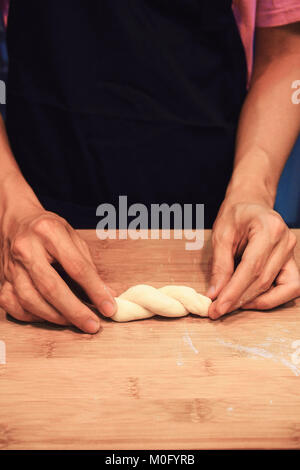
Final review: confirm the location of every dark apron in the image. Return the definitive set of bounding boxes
[6,0,247,228]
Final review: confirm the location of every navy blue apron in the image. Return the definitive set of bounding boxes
[6,0,247,228]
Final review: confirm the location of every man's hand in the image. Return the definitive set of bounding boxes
[206,22,300,319]
[0,205,117,333]
[207,201,300,319]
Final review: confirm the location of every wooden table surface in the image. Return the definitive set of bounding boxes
[0,229,300,450]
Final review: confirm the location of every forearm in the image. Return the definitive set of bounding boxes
[227,32,300,207]
[0,115,43,216]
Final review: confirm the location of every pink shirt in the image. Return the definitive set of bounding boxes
[233,0,300,86]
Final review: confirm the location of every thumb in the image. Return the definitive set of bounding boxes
[206,231,235,299]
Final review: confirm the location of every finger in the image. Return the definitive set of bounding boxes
[36,223,117,317]
[12,262,70,326]
[67,231,118,298]
[242,257,300,310]
[237,231,295,308]
[68,229,95,265]
[241,282,300,310]
[206,229,235,300]
[0,281,43,323]
[27,252,103,333]
[277,256,300,284]
[209,232,275,319]
[68,230,118,298]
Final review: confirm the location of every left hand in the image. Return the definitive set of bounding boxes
[207,200,300,319]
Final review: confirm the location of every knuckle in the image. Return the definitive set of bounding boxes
[212,227,233,247]
[11,235,30,260]
[68,258,89,278]
[268,214,286,239]
[258,277,272,293]
[29,261,45,279]
[244,256,264,277]
[17,290,34,308]
[211,262,229,277]
[31,216,61,236]
[38,277,57,299]
[69,310,90,328]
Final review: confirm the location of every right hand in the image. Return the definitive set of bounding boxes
[0,204,117,333]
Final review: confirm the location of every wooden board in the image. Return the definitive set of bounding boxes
[0,229,300,450]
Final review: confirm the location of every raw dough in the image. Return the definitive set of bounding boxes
[112,284,211,322]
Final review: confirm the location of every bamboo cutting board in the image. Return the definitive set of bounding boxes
[0,229,300,450]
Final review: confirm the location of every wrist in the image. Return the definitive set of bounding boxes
[227,147,282,208]
[225,177,276,208]
[225,172,276,208]
[0,171,44,233]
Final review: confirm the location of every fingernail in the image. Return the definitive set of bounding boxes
[208,305,219,320]
[100,300,116,317]
[217,301,232,316]
[206,286,216,298]
[85,318,100,333]
[208,302,220,320]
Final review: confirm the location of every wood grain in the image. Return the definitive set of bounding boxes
[0,229,300,450]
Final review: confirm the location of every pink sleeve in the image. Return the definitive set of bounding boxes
[256,0,300,27]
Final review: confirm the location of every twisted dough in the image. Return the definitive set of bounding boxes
[112,285,211,322]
